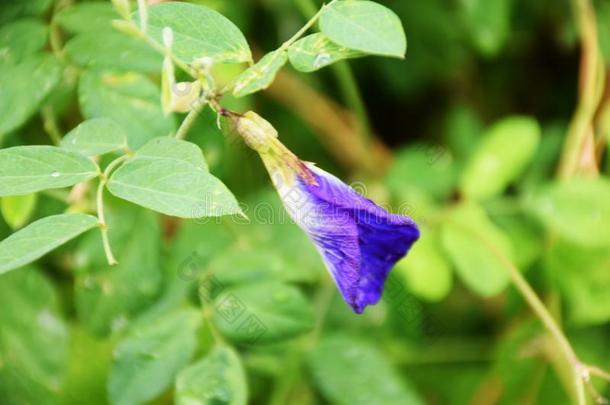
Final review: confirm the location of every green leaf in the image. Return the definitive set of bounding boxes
[1,193,37,229]
[78,70,175,149]
[288,33,363,72]
[58,325,114,405]
[0,213,98,275]
[0,268,69,404]
[107,138,239,218]
[175,346,247,405]
[308,335,424,405]
[0,18,48,61]
[233,50,288,97]
[461,0,511,57]
[460,116,540,200]
[0,54,62,137]
[395,228,453,302]
[66,30,163,73]
[494,212,542,269]
[0,146,99,196]
[54,2,117,34]
[527,178,610,247]
[75,204,162,336]
[61,118,128,156]
[108,309,201,405]
[545,239,610,325]
[441,202,513,296]
[319,0,407,58]
[141,2,251,65]
[0,0,52,25]
[386,144,456,200]
[212,281,314,345]
[207,249,315,286]
[136,136,208,171]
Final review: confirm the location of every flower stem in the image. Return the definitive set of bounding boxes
[136,0,148,34]
[41,106,63,145]
[453,220,589,404]
[279,0,335,51]
[96,154,130,266]
[175,97,209,140]
[296,0,374,156]
[558,0,604,179]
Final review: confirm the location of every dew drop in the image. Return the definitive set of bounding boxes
[50,170,60,177]
[314,53,331,68]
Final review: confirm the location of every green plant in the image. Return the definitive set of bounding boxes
[1,0,609,404]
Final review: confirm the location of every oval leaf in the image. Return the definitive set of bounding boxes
[0,18,48,61]
[288,33,364,72]
[528,178,610,247]
[175,346,247,405]
[212,281,314,345]
[461,0,511,57]
[441,203,513,296]
[308,335,424,405]
[65,30,162,73]
[61,118,128,156]
[136,137,208,171]
[0,145,99,196]
[460,116,540,200]
[395,228,453,302]
[1,193,37,229]
[0,54,61,137]
[233,50,288,97]
[141,2,251,64]
[0,268,69,404]
[0,213,98,274]
[108,309,201,405]
[319,0,407,58]
[107,138,239,218]
[54,2,117,34]
[78,70,175,149]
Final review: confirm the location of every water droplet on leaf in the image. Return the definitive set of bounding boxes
[314,53,331,68]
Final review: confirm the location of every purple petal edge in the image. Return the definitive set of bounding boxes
[298,166,420,313]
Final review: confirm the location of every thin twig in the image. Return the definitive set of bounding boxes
[450,220,596,404]
[41,106,63,145]
[96,154,130,266]
[298,0,374,144]
[588,365,610,382]
[559,0,604,179]
[174,98,209,140]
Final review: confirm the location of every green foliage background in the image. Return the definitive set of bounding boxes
[1,0,610,404]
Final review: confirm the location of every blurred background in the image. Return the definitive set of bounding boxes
[1,0,609,404]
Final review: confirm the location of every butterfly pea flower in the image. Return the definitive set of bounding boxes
[234,111,420,313]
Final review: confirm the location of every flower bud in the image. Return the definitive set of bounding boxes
[235,111,278,153]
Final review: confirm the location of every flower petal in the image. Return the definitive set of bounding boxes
[264,151,419,313]
[269,168,363,304]
[300,166,419,313]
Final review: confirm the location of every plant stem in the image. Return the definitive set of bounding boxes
[331,62,372,142]
[559,0,604,179]
[297,0,374,151]
[588,365,610,382]
[454,221,588,404]
[96,155,130,266]
[41,106,63,145]
[279,0,334,51]
[175,98,209,140]
[137,0,148,34]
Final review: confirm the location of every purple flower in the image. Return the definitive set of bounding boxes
[235,112,420,313]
